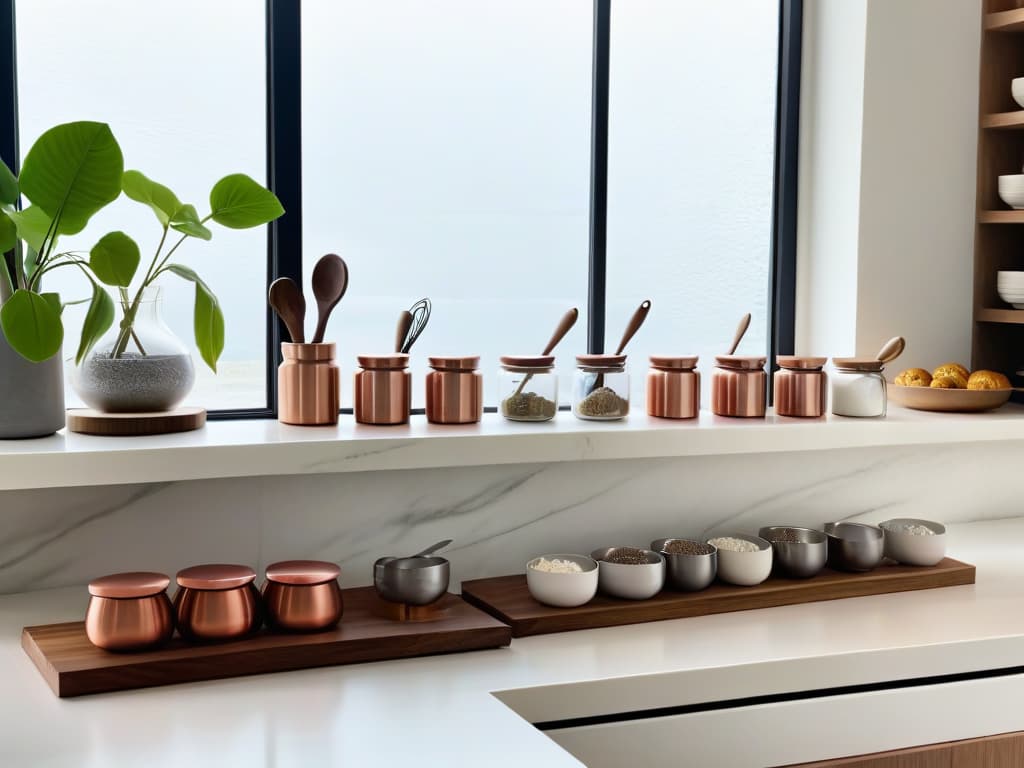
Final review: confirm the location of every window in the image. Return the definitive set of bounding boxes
[2,0,799,417]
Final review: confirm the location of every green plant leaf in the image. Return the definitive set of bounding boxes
[19,121,123,235]
[5,206,53,255]
[122,169,181,227]
[89,231,140,287]
[75,282,114,364]
[0,210,14,253]
[0,288,63,361]
[0,159,17,204]
[40,292,62,316]
[164,263,223,371]
[208,173,284,229]
[170,204,213,241]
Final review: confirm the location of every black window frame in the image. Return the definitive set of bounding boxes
[1,0,800,419]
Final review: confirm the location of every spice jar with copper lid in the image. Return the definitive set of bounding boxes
[647,355,700,419]
[425,355,483,424]
[499,355,558,422]
[711,355,767,418]
[573,354,629,420]
[173,564,262,642]
[262,560,344,632]
[774,356,828,418]
[354,354,411,425]
[85,572,174,652]
[279,342,339,426]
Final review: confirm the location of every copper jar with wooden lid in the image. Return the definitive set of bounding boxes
[173,564,262,642]
[279,342,339,426]
[85,572,174,651]
[711,355,767,417]
[354,353,411,425]
[262,560,344,632]
[646,355,700,419]
[774,356,828,418]
[425,355,483,424]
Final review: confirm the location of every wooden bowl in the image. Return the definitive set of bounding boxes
[889,384,1012,413]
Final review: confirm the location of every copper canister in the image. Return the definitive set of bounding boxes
[425,355,483,424]
[354,354,411,425]
[173,564,262,642]
[774,356,828,418]
[85,572,174,652]
[262,560,344,632]
[711,355,767,417]
[279,342,339,426]
[647,355,700,419]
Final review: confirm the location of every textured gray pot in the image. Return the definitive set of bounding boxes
[0,332,65,438]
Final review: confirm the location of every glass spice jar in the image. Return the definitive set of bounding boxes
[774,356,828,418]
[830,358,887,417]
[425,355,483,424]
[646,355,700,419]
[711,355,767,418]
[573,354,629,420]
[354,354,411,425]
[499,355,558,422]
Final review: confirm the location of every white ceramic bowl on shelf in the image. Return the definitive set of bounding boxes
[526,554,599,608]
[708,534,773,586]
[1013,77,1024,110]
[880,518,947,566]
[591,547,665,600]
[998,175,1024,209]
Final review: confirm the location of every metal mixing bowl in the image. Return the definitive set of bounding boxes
[824,522,884,572]
[373,556,450,605]
[651,538,717,591]
[758,526,828,578]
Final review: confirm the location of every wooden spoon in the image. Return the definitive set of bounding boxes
[311,254,349,344]
[269,277,306,344]
[614,300,652,355]
[395,310,414,354]
[727,313,752,355]
[876,336,906,364]
[511,307,579,398]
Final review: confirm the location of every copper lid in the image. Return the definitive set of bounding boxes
[715,354,767,370]
[88,571,170,599]
[357,353,409,370]
[576,353,627,367]
[500,354,555,368]
[832,357,884,372]
[649,354,698,370]
[428,355,480,371]
[176,564,256,590]
[282,342,336,362]
[265,559,340,586]
[777,355,827,370]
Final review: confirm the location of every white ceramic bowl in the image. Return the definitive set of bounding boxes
[708,534,773,586]
[880,518,947,566]
[591,547,665,600]
[1013,77,1024,110]
[526,554,599,607]
[998,175,1024,209]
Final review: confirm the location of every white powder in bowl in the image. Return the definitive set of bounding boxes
[883,523,937,536]
[709,536,760,553]
[530,557,585,574]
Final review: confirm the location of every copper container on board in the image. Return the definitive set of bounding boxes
[354,354,411,425]
[173,564,262,642]
[279,342,339,426]
[425,355,483,424]
[774,356,828,418]
[85,572,174,652]
[262,560,344,632]
[646,355,700,419]
[711,355,767,417]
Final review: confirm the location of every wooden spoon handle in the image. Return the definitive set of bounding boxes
[395,311,413,354]
[727,313,752,355]
[614,300,652,355]
[542,308,579,355]
[875,336,906,364]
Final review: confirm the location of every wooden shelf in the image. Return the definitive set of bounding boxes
[978,308,1024,323]
[983,110,1024,128]
[978,210,1024,223]
[985,8,1024,32]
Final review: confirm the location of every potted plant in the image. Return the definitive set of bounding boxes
[71,170,284,412]
[0,121,125,438]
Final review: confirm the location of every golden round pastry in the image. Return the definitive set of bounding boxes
[930,375,965,389]
[895,368,932,387]
[932,362,969,383]
[967,370,1011,390]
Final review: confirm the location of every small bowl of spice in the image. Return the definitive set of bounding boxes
[707,534,772,586]
[591,546,665,600]
[651,538,717,591]
[879,518,946,566]
[824,522,884,572]
[758,526,828,579]
[526,554,599,608]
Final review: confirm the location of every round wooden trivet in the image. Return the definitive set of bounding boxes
[66,407,207,436]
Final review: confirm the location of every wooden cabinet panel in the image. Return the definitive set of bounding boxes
[783,743,950,768]
[951,732,1024,767]
[785,731,1024,767]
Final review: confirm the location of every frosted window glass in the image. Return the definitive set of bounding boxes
[15,1,267,410]
[606,0,778,404]
[303,0,592,407]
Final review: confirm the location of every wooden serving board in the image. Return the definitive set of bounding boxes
[67,407,206,436]
[461,558,975,638]
[23,587,511,698]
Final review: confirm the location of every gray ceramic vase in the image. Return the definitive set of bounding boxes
[0,332,65,438]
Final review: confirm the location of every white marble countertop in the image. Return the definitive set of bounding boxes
[2,518,1024,767]
[1,404,1023,490]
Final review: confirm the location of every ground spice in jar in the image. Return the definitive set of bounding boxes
[603,547,650,565]
[502,391,557,420]
[663,540,714,556]
[766,528,802,544]
[577,386,628,417]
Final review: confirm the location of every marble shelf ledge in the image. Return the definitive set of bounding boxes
[0,404,1023,491]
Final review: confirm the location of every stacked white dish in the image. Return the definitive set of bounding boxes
[997,271,1024,309]
[998,174,1024,209]
[1014,77,1024,110]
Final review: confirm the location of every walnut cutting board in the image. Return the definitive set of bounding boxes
[22,587,511,698]
[461,558,975,638]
